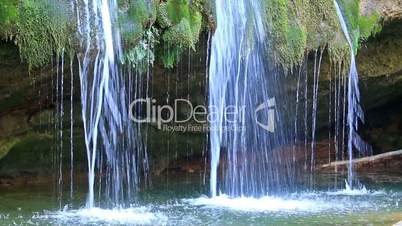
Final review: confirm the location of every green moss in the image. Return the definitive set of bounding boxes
[0,138,20,160]
[122,27,159,72]
[0,134,53,170]
[1,0,210,70]
[160,45,181,69]
[335,0,360,54]
[163,19,194,48]
[262,0,384,68]
[15,0,72,70]
[264,0,290,62]
[259,0,387,70]
[119,0,157,47]
[0,0,18,39]
[0,0,384,71]
[264,0,337,68]
[337,0,382,51]
[119,0,206,69]
[157,0,203,68]
[302,0,340,49]
[359,12,382,40]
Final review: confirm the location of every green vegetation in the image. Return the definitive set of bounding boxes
[0,138,20,160]
[0,0,18,38]
[264,0,308,68]
[261,0,383,69]
[16,0,69,69]
[263,0,347,68]
[157,0,203,68]
[336,0,382,54]
[336,0,381,48]
[0,0,73,70]
[119,0,207,69]
[118,0,157,46]
[0,134,53,169]
[0,0,384,70]
[338,0,360,51]
[359,13,382,40]
[122,27,159,72]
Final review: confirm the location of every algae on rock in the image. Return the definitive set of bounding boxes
[14,0,72,70]
[0,0,19,39]
[0,0,386,71]
[157,0,203,68]
[261,0,383,69]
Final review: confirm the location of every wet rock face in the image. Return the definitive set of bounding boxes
[361,0,402,22]
[358,19,402,79]
[357,21,402,154]
[0,34,210,181]
[0,41,87,183]
[0,41,54,179]
[309,20,402,155]
[1,9,402,182]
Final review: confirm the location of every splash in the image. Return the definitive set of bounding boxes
[324,180,385,196]
[186,195,337,212]
[46,207,166,225]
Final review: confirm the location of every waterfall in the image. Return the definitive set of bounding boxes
[208,0,373,197]
[333,0,372,187]
[209,0,298,197]
[73,0,147,207]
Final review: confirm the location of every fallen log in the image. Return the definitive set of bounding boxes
[320,149,402,170]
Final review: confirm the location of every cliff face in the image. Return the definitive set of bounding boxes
[361,0,402,22]
[358,20,402,154]
[1,0,402,182]
[0,37,208,183]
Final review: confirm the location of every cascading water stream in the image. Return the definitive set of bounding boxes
[208,0,373,198]
[209,0,298,197]
[209,0,264,197]
[333,0,372,188]
[70,57,74,200]
[73,0,147,207]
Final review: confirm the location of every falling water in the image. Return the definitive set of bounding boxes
[310,50,324,173]
[208,0,374,197]
[56,53,64,207]
[70,57,74,199]
[334,0,372,187]
[209,0,298,197]
[73,0,147,207]
[60,52,65,200]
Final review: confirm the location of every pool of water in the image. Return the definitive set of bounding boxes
[1,173,402,225]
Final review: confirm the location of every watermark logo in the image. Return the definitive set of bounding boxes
[254,98,276,133]
[129,98,276,133]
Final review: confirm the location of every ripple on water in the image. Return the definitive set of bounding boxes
[41,207,167,225]
[184,195,342,213]
[184,188,392,214]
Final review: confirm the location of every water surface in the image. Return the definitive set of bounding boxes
[1,173,401,225]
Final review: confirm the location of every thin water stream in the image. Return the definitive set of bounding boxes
[73,0,148,207]
[334,0,372,188]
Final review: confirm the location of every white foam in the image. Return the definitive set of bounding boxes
[325,181,386,196]
[185,194,341,213]
[44,207,166,225]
